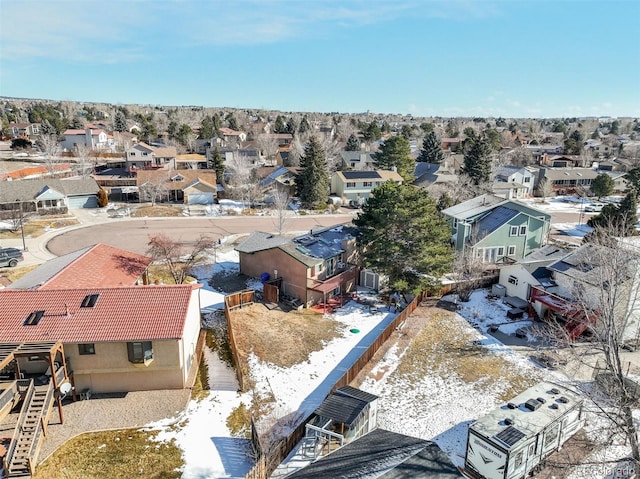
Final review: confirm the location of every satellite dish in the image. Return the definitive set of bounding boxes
[59,382,72,398]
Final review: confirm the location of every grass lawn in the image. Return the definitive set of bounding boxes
[131,206,183,217]
[0,217,79,239]
[34,429,183,479]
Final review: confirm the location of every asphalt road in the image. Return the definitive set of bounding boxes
[46,214,356,256]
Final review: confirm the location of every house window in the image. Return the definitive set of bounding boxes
[78,343,96,355]
[127,342,153,364]
[519,225,527,236]
[351,163,356,168]
[129,152,136,156]
[508,245,516,256]
[497,247,505,256]
[508,275,518,285]
[510,226,518,236]
[346,182,356,188]
[363,181,372,187]
[523,177,531,183]
[514,451,524,469]
[142,152,148,156]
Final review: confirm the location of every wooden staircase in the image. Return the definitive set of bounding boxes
[3,380,55,478]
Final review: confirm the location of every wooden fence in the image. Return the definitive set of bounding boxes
[241,291,426,479]
[224,290,255,390]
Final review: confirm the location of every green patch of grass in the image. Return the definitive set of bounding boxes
[226,402,251,438]
[34,428,183,479]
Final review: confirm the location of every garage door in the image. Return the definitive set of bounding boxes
[188,193,214,205]
[68,195,98,208]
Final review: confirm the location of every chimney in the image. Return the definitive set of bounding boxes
[65,303,71,318]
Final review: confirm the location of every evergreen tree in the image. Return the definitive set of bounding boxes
[625,168,640,195]
[418,131,444,163]
[363,121,382,141]
[461,136,492,185]
[227,115,239,131]
[353,182,453,294]
[176,124,193,146]
[274,115,287,134]
[286,116,296,135]
[295,136,329,209]
[199,116,215,139]
[588,191,638,236]
[374,135,415,182]
[298,116,311,134]
[40,119,56,135]
[71,117,84,129]
[436,191,454,211]
[113,110,127,132]
[167,121,179,139]
[345,134,361,151]
[420,122,434,134]
[590,174,615,199]
[208,146,225,183]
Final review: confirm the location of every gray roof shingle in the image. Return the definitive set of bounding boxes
[0,178,100,203]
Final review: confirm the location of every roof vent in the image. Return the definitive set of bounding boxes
[525,398,543,411]
[24,310,45,326]
[549,388,560,395]
[536,397,546,404]
[81,293,100,308]
[504,418,514,426]
[558,396,570,404]
[549,403,559,410]
[507,402,517,409]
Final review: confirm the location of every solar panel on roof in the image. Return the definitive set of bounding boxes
[342,171,381,180]
[494,426,525,447]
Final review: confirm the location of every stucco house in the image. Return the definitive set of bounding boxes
[441,194,551,264]
[8,243,152,290]
[492,165,536,197]
[235,225,359,307]
[0,284,202,393]
[125,142,177,172]
[330,170,403,204]
[0,178,101,219]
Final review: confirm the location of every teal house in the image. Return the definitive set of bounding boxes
[442,194,551,264]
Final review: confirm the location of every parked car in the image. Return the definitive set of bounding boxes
[584,202,605,212]
[0,247,24,267]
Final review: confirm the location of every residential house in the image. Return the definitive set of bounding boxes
[413,162,458,189]
[492,165,536,199]
[602,171,628,194]
[8,122,41,138]
[340,151,376,171]
[441,194,551,263]
[525,144,564,159]
[216,127,247,146]
[584,139,612,157]
[538,167,599,195]
[61,128,114,151]
[529,241,640,341]
[125,142,177,172]
[257,133,293,147]
[136,169,217,204]
[257,166,299,198]
[0,178,101,219]
[8,243,152,290]
[235,225,359,307]
[541,154,591,168]
[0,284,202,393]
[287,428,461,479]
[175,153,208,170]
[497,245,571,302]
[330,170,403,204]
[441,137,462,152]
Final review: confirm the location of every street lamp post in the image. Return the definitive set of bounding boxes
[15,200,27,251]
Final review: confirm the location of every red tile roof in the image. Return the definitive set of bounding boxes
[40,244,153,289]
[0,285,200,343]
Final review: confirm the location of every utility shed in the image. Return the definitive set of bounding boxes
[465,382,584,479]
[287,428,462,479]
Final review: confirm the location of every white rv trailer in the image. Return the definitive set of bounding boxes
[464,382,584,479]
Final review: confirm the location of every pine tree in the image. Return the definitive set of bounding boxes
[274,115,287,134]
[590,174,615,199]
[353,182,453,294]
[40,119,56,135]
[461,136,492,185]
[374,135,415,182]
[208,146,225,184]
[418,131,444,163]
[299,116,311,134]
[588,191,638,236]
[199,117,215,139]
[295,136,329,209]
[345,134,361,151]
[113,110,127,132]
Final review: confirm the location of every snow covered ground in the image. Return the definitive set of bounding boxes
[145,251,632,479]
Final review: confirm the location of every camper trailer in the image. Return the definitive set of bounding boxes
[464,382,584,479]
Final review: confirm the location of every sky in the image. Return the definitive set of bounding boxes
[1,0,639,118]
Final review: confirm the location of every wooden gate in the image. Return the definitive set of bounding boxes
[263,278,282,303]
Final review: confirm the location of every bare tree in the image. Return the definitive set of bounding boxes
[37,134,62,176]
[535,177,553,200]
[139,176,169,206]
[257,134,280,165]
[317,133,342,172]
[74,143,94,177]
[535,228,640,474]
[146,233,216,284]
[226,152,261,208]
[270,188,290,235]
[450,245,487,302]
